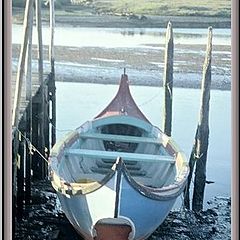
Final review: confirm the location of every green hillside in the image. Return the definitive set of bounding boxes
[71,0,231,17]
[13,0,231,18]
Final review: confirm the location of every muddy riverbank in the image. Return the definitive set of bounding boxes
[12,43,231,90]
[14,180,231,240]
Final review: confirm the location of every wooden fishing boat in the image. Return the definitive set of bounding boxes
[49,73,189,240]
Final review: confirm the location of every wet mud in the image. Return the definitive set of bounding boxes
[12,42,231,91]
[14,180,231,240]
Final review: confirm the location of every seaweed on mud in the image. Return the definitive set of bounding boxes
[14,180,231,240]
[149,197,231,240]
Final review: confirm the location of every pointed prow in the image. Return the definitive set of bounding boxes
[95,72,150,122]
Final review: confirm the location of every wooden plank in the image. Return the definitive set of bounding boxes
[65,149,175,163]
[80,132,161,144]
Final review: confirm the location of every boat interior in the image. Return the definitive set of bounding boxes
[57,117,180,189]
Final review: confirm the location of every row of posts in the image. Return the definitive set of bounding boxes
[12,0,56,226]
[163,22,213,211]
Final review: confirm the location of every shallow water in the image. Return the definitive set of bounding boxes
[55,82,231,209]
[12,24,231,48]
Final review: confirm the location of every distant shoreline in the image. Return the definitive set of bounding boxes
[12,7,231,29]
[45,15,231,29]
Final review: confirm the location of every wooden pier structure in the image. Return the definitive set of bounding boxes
[12,72,56,212]
[11,0,56,228]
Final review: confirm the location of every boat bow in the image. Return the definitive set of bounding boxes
[95,73,150,123]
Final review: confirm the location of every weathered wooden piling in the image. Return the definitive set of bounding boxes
[12,0,34,127]
[31,101,41,180]
[24,2,34,205]
[49,0,56,147]
[49,0,55,63]
[162,22,174,137]
[36,0,47,179]
[184,27,213,211]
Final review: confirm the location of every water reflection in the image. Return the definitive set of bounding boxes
[12,24,231,47]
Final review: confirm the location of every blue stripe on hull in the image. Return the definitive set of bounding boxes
[119,176,176,240]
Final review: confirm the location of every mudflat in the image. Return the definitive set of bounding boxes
[12,42,231,90]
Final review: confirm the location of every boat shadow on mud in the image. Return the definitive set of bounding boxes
[15,180,231,240]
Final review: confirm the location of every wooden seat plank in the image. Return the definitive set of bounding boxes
[80,132,161,144]
[65,149,175,163]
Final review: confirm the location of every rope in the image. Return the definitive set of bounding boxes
[16,128,49,163]
[139,89,161,107]
[138,81,173,107]
[45,112,74,132]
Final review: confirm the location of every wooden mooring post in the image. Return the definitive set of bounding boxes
[35,0,47,180]
[162,22,173,137]
[49,0,57,147]
[184,27,213,211]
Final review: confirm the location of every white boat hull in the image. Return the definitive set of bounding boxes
[49,73,189,240]
[56,159,183,240]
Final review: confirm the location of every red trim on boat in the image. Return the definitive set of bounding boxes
[95,74,150,123]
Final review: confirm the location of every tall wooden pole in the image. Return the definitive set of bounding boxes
[12,0,34,127]
[49,0,56,147]
[184,27,213,211]
[49,0,55,63]
[36,0,46,179]
[24,3,34,204]
[36,0,44,94]
[162,21,174,137]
